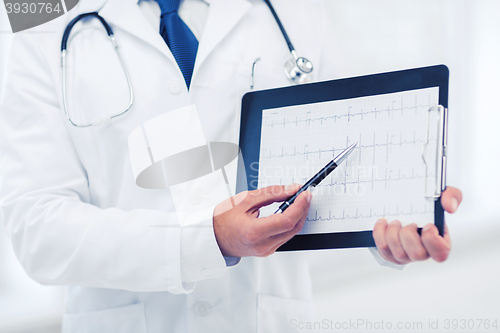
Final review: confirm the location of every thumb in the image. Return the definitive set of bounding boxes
[440,186,462,213]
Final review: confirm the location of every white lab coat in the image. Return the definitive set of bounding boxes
[0,0,333,332]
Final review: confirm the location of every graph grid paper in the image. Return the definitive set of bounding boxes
[257,87,440,234]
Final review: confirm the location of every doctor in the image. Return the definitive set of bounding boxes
[0,0,462,332]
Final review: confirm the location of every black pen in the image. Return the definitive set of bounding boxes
[275,142,357,214]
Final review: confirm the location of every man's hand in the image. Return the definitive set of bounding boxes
[373,186,463,265]
[213,184,311,258]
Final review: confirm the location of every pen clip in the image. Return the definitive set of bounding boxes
[422,105,447,200]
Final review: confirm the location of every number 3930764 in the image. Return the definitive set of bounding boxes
[3,0,79,33]
[5,2,62,14]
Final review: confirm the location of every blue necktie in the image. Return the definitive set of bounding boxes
[156,0,198,89]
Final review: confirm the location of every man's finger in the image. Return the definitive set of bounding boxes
[373,218,401,264]
[421,223,451,262]
[264,197,311,251]
[242,191,311,257]
[246,184,301,211]
[385,220,411,264]
[214,190,250,217]
[400,223,430,261]
[440,186,462,213]
[252,191,311,238]
[258,217,307,257]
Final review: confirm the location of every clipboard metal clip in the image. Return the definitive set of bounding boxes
[422,105,448,200]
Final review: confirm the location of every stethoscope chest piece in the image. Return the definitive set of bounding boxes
[284,52,314,84]
[263,0,314,85]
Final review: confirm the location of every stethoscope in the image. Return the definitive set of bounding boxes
[61,0,314,127]
[263,0,313,84]
[61,12,134,127]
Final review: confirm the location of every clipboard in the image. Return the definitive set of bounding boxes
[237,65,449,251]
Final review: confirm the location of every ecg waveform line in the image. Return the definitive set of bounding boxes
[279,169,434,194]
[318,172,428,187]
[304,205,433,222]
[264,103,431,128]
[284,169,428,186]
[260,137,431,160]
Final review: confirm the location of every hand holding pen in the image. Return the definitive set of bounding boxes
[275,142,357,214]
[210,143,360,258]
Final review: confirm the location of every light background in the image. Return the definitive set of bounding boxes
[0,0,499,332]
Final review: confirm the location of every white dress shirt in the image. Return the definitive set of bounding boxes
[138,0,209,41]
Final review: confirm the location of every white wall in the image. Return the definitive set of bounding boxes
[468,0,500,221]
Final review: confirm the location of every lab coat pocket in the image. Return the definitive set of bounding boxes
[237,60,289,93]
[257,294,316,333]
[61,302,147,333]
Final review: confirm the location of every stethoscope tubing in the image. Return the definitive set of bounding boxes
[61,12,134,127]
[60,1,312,127]
[262,0,295,53]
[62,12,113,51]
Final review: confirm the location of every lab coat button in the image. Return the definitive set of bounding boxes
[168,80,183,94]
[202,268,211,276]
[194,301,212,317]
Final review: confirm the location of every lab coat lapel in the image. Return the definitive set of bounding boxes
[97,0,177,64]
[194,0,252,74]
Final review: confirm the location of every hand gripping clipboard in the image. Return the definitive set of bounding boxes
[237,65,449,250]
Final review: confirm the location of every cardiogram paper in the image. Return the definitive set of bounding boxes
[257,87,440,234]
